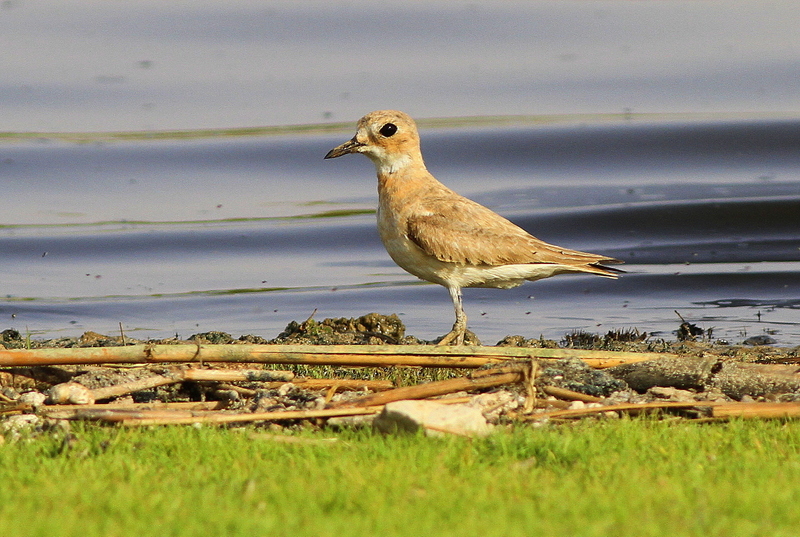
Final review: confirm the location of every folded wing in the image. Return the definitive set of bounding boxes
[405,196,621,276]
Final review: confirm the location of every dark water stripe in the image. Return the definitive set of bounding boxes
[5,119,800,188]
[695,298,800,309]
[1,196,797,266]
[3,267,797,305]
[0,220,381,260]
[512,198,800,264]
[426,119,800,172]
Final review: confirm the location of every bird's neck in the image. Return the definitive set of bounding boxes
[376,157,431,191]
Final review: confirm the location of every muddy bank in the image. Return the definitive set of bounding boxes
[1,312,797,359]
[1,313,799,436]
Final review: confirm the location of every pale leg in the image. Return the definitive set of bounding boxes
[437,286,467,345]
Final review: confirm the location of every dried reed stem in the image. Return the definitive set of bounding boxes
[328,367,524,409]
[526,401,800,421]
[541,386,603,403]
[0,344,669,368]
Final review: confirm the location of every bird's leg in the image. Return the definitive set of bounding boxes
[437,286,467,345]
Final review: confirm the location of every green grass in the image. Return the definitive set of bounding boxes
[1,419,800,536]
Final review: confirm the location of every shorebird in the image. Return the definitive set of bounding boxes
[325,110,622,345]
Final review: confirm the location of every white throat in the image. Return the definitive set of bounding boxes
[366,147,413,175]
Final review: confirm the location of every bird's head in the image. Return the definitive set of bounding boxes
[325,110,423,174]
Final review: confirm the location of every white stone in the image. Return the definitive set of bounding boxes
[373,400,493,437]
[19,391,47,408]
[277,383,296,396]
[648,386,696,402]
[46,382,95,405]
[468,390,521,421]
[1,414,41,432]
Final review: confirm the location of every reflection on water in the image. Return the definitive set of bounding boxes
[2,117,799,345]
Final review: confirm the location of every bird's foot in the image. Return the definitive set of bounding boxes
[436,329,481,346]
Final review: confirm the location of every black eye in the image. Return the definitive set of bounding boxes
[379,123,397,137]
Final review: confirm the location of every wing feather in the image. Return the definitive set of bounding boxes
[405,196,620,273]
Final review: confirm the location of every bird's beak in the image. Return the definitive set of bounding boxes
[324,136,364,159]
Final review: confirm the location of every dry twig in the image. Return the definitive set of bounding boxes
[119,406,382,427]
[524,401,800,422]
[0,344,668,368]
[40,400,226,419]
[541,386,603,403]
[328,366,524,409]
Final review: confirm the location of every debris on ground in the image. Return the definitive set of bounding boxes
[271,313,415,345]
[0,313,799,438]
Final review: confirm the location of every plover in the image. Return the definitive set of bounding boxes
[325,110,622,345]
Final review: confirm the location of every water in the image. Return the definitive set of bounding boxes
[2,117,798,344]
[1,1,799,345]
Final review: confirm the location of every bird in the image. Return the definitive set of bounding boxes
[324,110,622,345]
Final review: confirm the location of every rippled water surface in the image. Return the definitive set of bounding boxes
[2,1,799,345]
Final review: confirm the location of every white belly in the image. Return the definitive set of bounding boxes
[378,216,571,289]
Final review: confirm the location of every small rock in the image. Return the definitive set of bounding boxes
[79,331,117,346]
[568,400,585,410]
[46,382,95,405]
[540,358,628,397]
[743,335,777,346]
[277,383,296,397]
[694,388,729,402]
[1,329,22,343]
[648,386,697,402]
[469,390,521,421]
[188,331,235,344]
[253,393,281,413]
[1,414,41,432]
[469,390,517,410]
[373,400,493,437]
[604,390,646,405]
[18,391,47,408]
[1,387,20,400]
[211,389,240,402]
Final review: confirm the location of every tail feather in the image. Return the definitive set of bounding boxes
[591,262,625,277]
[570,257,625,279]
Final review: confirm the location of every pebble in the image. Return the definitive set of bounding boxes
[1,414,41,432]
[277,383,297,397]
[46,382,95,405]
[648,386,697,402]
[19,391,47,408]
[1,387,20,400]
